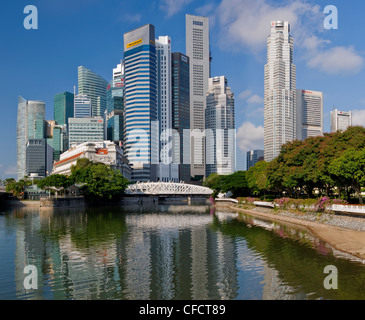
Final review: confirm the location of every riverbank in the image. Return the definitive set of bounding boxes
[229,204,365,261]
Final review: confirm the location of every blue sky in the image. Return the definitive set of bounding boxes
[1,0,365,179]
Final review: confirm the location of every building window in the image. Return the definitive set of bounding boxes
[193,20,203,26]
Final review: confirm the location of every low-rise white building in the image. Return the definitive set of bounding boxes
[52,141,131,181]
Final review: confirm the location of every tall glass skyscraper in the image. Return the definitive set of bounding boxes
[172,52,190,182]
[123,24,158,182]
[54,91,74,126]
[264,21,296,162]
[78,66,108,117]
[156,36,172,166]
[17,97,48,179]
[186,14,210,179]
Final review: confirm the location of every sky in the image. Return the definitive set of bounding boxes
[1,0,365,179]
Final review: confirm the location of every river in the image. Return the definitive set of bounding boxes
[0,203,364,300]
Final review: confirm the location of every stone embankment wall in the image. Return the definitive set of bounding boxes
[40,198,86,208]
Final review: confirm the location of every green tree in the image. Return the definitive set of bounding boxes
[220,171,250,198]
[69,160,129,201]
[5,178,30,198]
[204,173,226,197]
[247,161,269,197]
[328,148,365,204]
[37,174,70,190]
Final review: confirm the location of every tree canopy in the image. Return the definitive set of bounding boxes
[68,159,129,201]
[208,127,365,203]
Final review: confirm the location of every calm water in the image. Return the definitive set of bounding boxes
[0,203,364,300]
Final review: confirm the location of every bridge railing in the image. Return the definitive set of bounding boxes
[125,182,213,196]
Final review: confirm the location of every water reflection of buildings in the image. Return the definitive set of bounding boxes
[14,207,318,300]
[122,212,238,299]
[14,207,239,300]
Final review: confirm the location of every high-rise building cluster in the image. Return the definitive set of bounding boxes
[17,14,236,182]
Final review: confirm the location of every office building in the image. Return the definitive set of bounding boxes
[123,24,158,182]
[68,117,105,148]
[172,52,191,182]
[17,97,49,180]
[78,66,108,117]
[74,94,92,118]
[47,124,68,162]
[54,91,74,126]
[156,36,172,165]
[247,150,264,170]
[205,76,235,176]
[296,90,323,140]
[106,63,124,144]
[156,35,178,182]
[25,139,47,178]
[264,21,296,162]
[186,14,210,179]
[330,109,352,133]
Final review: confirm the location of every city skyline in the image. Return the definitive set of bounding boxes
[2,0,365,179]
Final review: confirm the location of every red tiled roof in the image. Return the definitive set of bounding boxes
[96,149,108,155]
[54,152,84,167]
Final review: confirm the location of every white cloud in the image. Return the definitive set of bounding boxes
[195,3,215,16]
[238,89,252,100]
[247,94,264,105]
[239,90,263,105]
[352,110,365,127]
[123,13,142,23]
[236,122,264,153]
[306,46,363,75]
[212,0,363,75]
[160,0,193,17]
[213,0,321,52]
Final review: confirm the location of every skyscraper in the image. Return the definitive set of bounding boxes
[155,35,179,182]
[106,63,124,145]
[296,89,323,140]
[247,150,264,170]
[17,97,49,179]
[74,94,92,118]
[123,24,158,182]
[172,52,191,182]
[156,36,172,166]
[54,91,74,126]
[78,66,108,117]
[205,76,235,177]
[330,109,352,132]
[186,14,210,179]
[264,21,296,162]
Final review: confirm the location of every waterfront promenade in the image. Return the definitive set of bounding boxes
[228,204,365,261]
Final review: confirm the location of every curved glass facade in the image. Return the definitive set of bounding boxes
[78,66,108,117]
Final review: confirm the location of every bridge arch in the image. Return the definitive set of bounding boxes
[125,182,213,196]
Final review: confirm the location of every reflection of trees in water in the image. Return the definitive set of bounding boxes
[10,206,365,300]
[210,212,365,300]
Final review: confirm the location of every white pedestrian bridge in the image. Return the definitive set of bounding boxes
[125,181,213,196]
